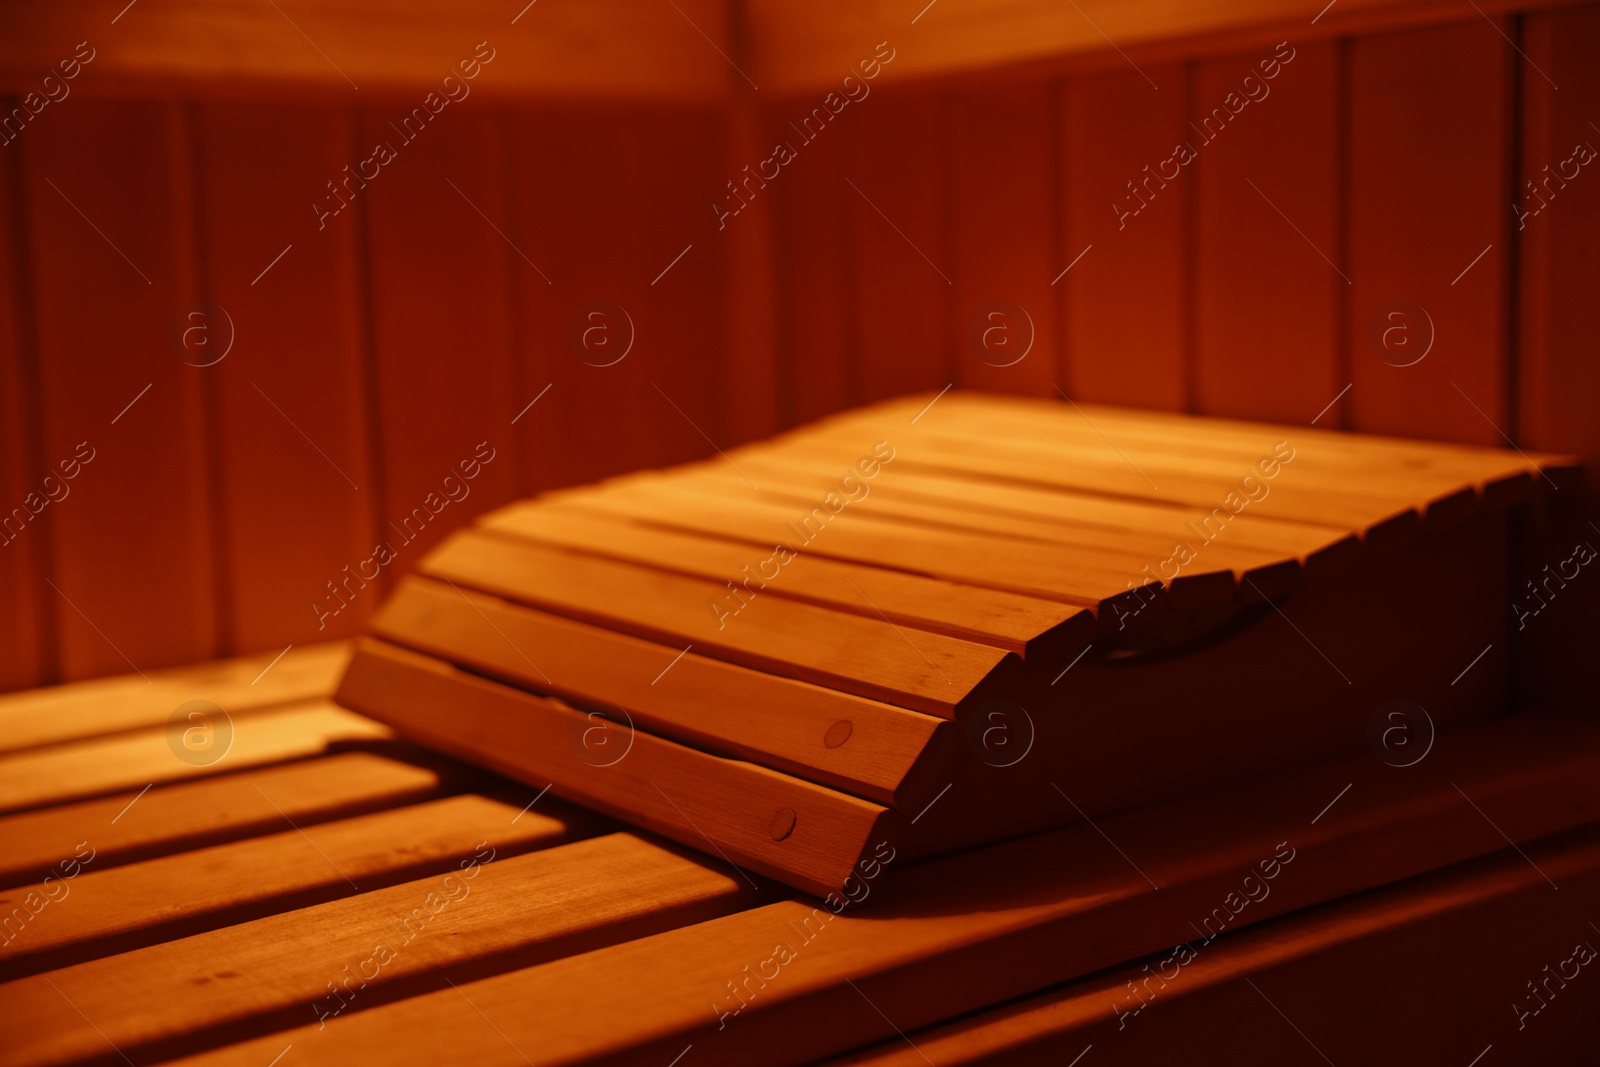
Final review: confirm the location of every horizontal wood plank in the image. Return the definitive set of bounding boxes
[0,701,391,814]
[0,0,734,102]
[0,641,351,755]
[421,527,1014,717]
[0,792,590,978]
[165,711,1600,1067]
[0,832,749,1067]
[745,0,1588,94]
[336,638,899,898]
[372,576,943,804]
[0,751,453,889]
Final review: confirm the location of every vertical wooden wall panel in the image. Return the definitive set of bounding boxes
[0,122,49,689]
[196,104,377,651]
[631,108,728,472]
[498,109,564,496]
[1194,42,1342,424]
[1062,65,1188,409]
[721,96,782,444]
[506,108,723,493]
[949,84,1060,396]
[4,13,1598,692]
[848,91,952,405]
[21,101,217,680]
[1516,4,1600,713]
[532,109,654,486]
[1518,4,1600,464]
[1346,21,1511,444]
[361,108,520,572]
[773,103,855,426]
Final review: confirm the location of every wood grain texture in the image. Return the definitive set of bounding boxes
[658,455,1304,597]
[162,711,1600,1067]
[830,393,1551,520]
[558,469,1231,609]
[759,420,1421,549]
[0,700,391,813]
[372,575,942,804]
[478,499,1095,659]
[0,640,350,755]
[0,751,451,889]
[336,638,897,898]
[422,526,1015,716]
[0,792,587,978]
[0,832,748,1067]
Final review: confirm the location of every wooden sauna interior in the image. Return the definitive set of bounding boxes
[0,0,1595,702]
[3,2,1600,1064]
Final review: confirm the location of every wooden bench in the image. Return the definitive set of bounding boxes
[2,395,1592,1064]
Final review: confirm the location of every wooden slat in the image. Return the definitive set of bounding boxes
[793,404,1490,515]
[0,640,350,755]
[0,751,452,889]
[760,418,1423,550]
[1347,20,1511,444]
[517,481,1196,617]
[0,791,589,978]
[877,391,1572,502]
[336,638,897,898]
[679,447,1358,574]
[197,104,378,650]
[0,832,749,1067]
[814,395,1532,523]
[372,576,943,805]
[479,500,1096,659]
[0,701,391,814]
[163,711,1600,1067]
[421,526,1016,717]
[639,458,1306,600]
[0,0,733,103]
